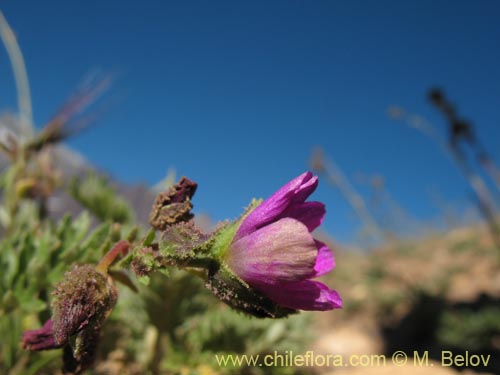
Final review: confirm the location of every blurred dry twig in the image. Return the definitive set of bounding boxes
[0,9,34,139]
[311,147,387,244]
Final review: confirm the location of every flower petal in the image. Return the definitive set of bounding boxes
[312,241,335,277]
[290,173,318,204]
[22,319,62,351]
[235,172,317,240]
[227,218,317,284]
[256,280,342,311]
[280,201,325,232]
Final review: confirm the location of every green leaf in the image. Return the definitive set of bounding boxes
[20,298,47,313]
[81,222,111,255]
[69,173,134,224]
[143,228,156,247]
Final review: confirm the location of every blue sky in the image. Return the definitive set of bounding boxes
[1,1,500,244]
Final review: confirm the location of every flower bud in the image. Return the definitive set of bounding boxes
[149,177,197,231]
[51,264,117,345]
[51,264,117,372]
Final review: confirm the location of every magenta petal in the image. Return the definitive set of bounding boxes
[280,201,325,232]
[290,174,318,204]
[313,241,335,277]
[235,172,316,240]
[22,319,62,351]
[256,280,342,311]
[228,218,317,284]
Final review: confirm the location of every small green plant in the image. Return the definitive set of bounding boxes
[0,114,340,374]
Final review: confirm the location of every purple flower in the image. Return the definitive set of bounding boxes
[225,171,342,311]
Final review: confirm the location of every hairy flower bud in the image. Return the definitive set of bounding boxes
[52,264,117,344]
[149,177,197,230]
[51,264,117,372]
